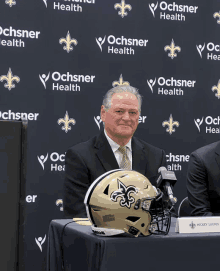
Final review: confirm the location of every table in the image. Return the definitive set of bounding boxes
[47,218,220,271]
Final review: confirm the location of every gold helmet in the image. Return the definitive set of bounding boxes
[84,169,171,237]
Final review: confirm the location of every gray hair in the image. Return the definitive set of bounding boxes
[102,85,142,114]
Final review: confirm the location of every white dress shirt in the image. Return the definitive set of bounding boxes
[104,129,132,169]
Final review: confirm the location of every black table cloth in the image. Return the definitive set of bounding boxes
[47,218,220,271]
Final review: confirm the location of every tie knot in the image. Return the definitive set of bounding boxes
[118,146,127,155]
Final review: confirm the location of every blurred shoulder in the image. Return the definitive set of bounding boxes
[191,141,220,158]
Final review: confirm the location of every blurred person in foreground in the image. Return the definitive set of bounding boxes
[63,85,167,218]
[187,141,220,216]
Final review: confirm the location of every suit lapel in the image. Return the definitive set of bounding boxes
[132,137,147,176]
[94,131,119,172]
[94,132,148,175]
[215,141,220,170]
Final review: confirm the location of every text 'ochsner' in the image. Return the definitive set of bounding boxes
[97,35,148,55]
[0,26,40,48]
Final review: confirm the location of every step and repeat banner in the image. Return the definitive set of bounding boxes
[1,0,220,270]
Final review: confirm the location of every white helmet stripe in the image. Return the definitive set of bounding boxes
[84,169,123,205]
[84,169,122,222]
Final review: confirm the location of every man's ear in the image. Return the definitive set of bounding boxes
[100,105,106,122]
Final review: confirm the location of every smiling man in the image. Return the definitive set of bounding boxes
[63,85,167,218]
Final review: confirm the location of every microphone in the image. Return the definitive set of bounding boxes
[156,167,177,206]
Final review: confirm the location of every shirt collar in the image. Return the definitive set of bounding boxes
[104,129,132,152]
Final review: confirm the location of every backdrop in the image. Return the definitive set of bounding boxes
[1,0,220,270]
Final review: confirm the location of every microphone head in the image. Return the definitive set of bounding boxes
[156,168,177,188]
[158,166,167,173]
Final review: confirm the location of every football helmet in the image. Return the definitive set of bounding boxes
[84,169,171,237]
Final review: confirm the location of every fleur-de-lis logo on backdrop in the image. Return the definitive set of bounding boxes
[59,31,78,53]
[56,199,63,211]
[5,0,16,7]
[43,0,47,7]
[39,72,50,89]
[0,68,20,90]
[96,36,106,52]
[194,117,203,132]
[212,80,220,99]
[110,180,137,208]
[147,78,156,93]
[213,11,220,24]
[149,2,158,17]
[196,43,205,58]
[37,153,49,170]
[112,74,130,87]
[114,0,132,18]
[162,114,179,135]
[94,116,102,130]
[35,235,46,252]
[58,111,76,133]
[164,39,181,59]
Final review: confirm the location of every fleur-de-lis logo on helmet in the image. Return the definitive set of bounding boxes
[5,0,16,7]
[164,39,181,59]
[57,111,76,133]
[110,179,137,208]
[112,74,130,87]
[212,80,220,99]
[59,31,78,53]
[0,68,20,90]
[162,114,179,135]
[114,0,132,18]
[213,11,220,24]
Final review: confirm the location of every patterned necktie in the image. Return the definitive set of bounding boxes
[118,146,131,170]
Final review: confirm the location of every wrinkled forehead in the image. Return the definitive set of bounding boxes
[111,92,139,108]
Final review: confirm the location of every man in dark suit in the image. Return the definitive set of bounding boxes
[63,85,167,218]
[186,141,220,216]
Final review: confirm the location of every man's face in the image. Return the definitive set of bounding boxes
[101,92,140,140]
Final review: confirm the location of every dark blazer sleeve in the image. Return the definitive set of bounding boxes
[63,148,90,218]
[186,152,213,216]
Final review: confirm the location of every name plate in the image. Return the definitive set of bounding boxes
[175,217,220,233]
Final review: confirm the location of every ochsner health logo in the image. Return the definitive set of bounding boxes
[52,0,95,13]
[37,152,66,172]
[148,1,199,22]
[147,76,196,96]
[37,153,49,170]
[194,116,220,134]
[0,25,40,48]
[39,71,95,92]
[196,43,205,58]
[95,34,148,55]
[94,116,102,130]
[35,235,46,252]
[196,42,220,61]
[96,36,106,52]
[39,72,50,89]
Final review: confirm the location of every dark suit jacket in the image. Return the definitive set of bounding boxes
[63,131,166,218]
[186,141,220,216]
